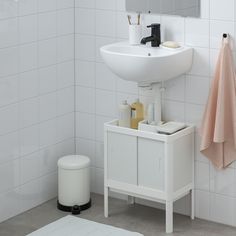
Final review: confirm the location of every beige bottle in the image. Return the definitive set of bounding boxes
[131,99,144,129]
[118,100,131,128]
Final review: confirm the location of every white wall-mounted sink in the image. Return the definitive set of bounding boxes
[100,42,193,85]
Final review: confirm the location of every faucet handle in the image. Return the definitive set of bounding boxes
[147,23,160,29]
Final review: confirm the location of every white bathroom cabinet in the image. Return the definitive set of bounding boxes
[104,120,195,233]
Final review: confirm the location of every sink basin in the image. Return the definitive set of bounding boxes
[100,42,193,84]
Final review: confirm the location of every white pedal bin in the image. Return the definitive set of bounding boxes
[57,155,91,214]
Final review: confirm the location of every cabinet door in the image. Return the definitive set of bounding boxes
[107,132,137,185]
[138,138,165,190]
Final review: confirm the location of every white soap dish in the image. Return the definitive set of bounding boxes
[157,122,186,135]
[138,120,187,135]
[160,41,182,50]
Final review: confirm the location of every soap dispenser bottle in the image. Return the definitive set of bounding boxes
[131,99,144,129]
[118,100,131,128]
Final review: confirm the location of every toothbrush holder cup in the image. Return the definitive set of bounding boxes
[129,24,142,45]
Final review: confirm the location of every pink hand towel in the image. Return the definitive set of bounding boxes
[200,37,236,169]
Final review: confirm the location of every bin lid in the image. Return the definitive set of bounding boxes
[58,155,90,170]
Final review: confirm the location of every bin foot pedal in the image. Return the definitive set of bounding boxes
[57,199,91,215]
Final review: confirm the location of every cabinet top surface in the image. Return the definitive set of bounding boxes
[105,120,195,143]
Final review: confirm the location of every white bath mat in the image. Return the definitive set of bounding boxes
[27,215,143,236]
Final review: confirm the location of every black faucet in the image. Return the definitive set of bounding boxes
[141,24,161,47]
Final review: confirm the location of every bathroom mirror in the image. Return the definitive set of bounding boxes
[126,0,201,18]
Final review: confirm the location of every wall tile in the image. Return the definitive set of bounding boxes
[161,16,185,43]
[189,47,210,77]
[0,0,17,20]
[210,193,236,226]
[40,172,58,202]
[20,152,41,184]
[76,86,95,113]
[0,75,18,107]
[19,179,42,212]
[116,0,126,12]
[57,0,74,9]
[19,43,38,72]
[0,47,18,78]
[116,11,129,39]
[76,138,96,166]
[210,20,235,49]
[38,38,57,67]
[57,35,74,63]
[164,76,185,102]
[185,103,204,128]
[0,0,75,223]
[195,190,210,220]
[185,18,209,48]
[210,166,236,197]
[19,70,38,100]
[75,0,95,8]
[95,89,117,117]
[40,145,58,175]
[38,0,57,13]
[76,112,95,140]
[95,63,117,91]
[95,141,104,168]
[75,8,95,35]
[0,160,19,194]
[38,12,57,40]
[0,132,19,165]
[96,0,116,10]
[57,61,75,89]
[162,100,185,122]
[210,0,234,21]
[0,18,18,48]
[95,36,116,62]
[56,113,74,143]
[195,161,210,191]
[57,87,74,116]
[95,10,116,37]
[186,75,209,105]
[95,115,113,142]
[19,15,37,44]
[19,97,39,128]
[57,9,75,36]
[18,0,37,16]
[39,120,57,148]
[76,60,95,87]
[39,92,57,122]
[0,189,21,223]
[19,125,39,156]
[0,104,18,135]
[75,35,95,61]
[38,65,57,95]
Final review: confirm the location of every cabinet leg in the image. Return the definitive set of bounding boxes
[104,186,109,218]
[191,189,195,220]
[166,201,173,233]
[127,196,135,205]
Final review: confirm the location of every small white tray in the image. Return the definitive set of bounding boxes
[138,120,157,133]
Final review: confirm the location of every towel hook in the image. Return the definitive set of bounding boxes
[223,33,228,38]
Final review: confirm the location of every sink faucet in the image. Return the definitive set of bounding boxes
[141,24,161,47]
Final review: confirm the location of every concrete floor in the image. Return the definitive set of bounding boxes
[0,194,236,236]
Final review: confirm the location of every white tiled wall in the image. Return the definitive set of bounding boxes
[75,0,236,227]
[0,0,75,222]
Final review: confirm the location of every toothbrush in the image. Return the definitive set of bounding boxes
[137,13,141,25]
[127,15,132,25]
